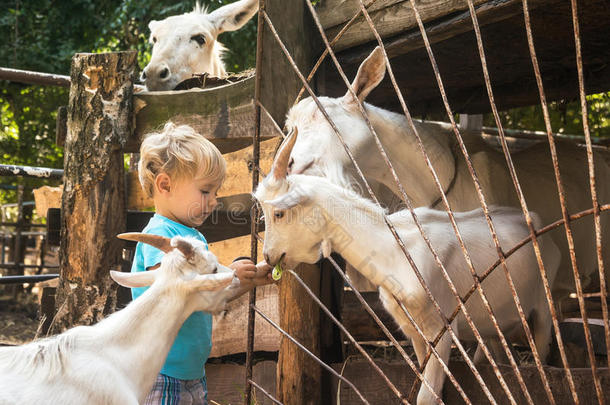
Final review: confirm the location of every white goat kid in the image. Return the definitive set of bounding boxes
[142,0,258,90]
[255,131,560,404]
[0,233,238,405]
[285,46,610,304]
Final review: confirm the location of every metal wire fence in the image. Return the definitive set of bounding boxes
[245,1,609,404]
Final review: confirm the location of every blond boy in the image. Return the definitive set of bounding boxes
[132,122,272,404]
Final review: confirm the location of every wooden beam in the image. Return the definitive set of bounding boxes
[128,76,275,154]
[51,51,136,333]
[321,0,489,52]
[260,0,324,403]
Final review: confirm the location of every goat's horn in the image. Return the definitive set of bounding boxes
[117,232,173,253]
[272,127,298,180]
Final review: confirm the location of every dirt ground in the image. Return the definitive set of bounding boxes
[0,291,40,345]
[0,240,58,346]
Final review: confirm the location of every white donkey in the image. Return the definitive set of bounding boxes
[255,132,560,404]
[142,0,258,90]
[285,46,610,305]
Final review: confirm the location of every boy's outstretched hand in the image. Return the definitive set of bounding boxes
[230,258,275,287]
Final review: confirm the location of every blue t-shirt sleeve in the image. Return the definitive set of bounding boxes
[131,226,175,300]
[142,242,165,270]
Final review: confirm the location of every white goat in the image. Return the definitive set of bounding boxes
[0,233,240,405]
[255,131,560,404]
[285,46,610,304]
[142,0,258,90]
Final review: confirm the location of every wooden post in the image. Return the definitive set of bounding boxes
[259,1,323,404]
[50,51,136,333]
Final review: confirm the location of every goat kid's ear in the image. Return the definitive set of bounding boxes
[110,270,157,288]
[208,0,258,34]
[172,238,195,261]
[266,190,309,210]
[343,46,386,105]
[193,272,235,291]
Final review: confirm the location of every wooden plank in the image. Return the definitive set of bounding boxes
[322,0,489,52]
[126,76,276,154]
[210,284,280,358]
[208,234,264,269]
[206,361,277,405]
[220,138,279,197]
[51,51,136,333]
[316,0,404,29]
[330,358,610,404]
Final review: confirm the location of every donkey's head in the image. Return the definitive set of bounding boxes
[285,47,386,187]
[142,0,258,90]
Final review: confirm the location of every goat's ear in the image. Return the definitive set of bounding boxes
[193,272,234,291]
[110,270,157,288]
[266,190,309,210]
[172,238,195,261]
[343,46,386,105]
[208,0,258,34]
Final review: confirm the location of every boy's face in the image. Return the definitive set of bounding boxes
[167,175,222,228]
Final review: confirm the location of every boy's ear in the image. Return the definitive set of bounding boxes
[155,173,172,194]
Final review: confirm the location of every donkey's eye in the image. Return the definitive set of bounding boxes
[274,211,285,220]
[191,34,206,46]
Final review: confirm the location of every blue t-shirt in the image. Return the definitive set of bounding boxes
[131,213,213,380]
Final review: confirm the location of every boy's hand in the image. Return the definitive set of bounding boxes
[230,258,275,287]
[230,259,257,283]
[252,261,274,286]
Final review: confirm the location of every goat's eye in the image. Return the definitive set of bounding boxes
[152,37,157,43]
[191,34,206,46]
[274,211,284,220]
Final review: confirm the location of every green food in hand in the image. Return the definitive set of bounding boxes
[272,263,283,281]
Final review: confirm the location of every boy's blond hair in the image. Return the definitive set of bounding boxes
[138,122,226,198]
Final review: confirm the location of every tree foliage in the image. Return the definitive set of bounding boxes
[0,0,256,204]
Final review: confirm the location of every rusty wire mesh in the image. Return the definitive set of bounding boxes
[245,0,609,404]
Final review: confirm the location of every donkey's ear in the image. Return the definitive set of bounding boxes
[208,0,258,34]
[148,20,160,32]
[343,46,386,105]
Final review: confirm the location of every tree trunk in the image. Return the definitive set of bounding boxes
[50,51,136,333]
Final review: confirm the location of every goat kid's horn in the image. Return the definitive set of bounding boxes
[272,127,298,180]
[117,232,173,253]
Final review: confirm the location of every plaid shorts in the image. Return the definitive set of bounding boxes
[144,373,208,405]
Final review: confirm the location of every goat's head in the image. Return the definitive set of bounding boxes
[254,128,336,269]
[285,46,386,187]
[110,234,234,309]
[141,0,258,90]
